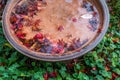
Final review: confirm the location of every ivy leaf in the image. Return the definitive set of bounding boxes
[72,73,78,78]
[56,75,62,80]
[113,69,120,75]
[59,66,67,78]
[99,70,112,79]
[74,63,81,70]
[0,66,5,71]
[8,63,20,73]
[31,62,36,67]
[12,76,18,80]
[0,28,4,34]
[111,58,118,67]
[0,78,3,80]
[33,72,44,80]
[8,52,18,66]
[89,76,94,80]
[90,70,98,75]
[92,51,98,59]
[2,72,9,78]
[115,78,120,80]
[47,67,53,73]
[95,75,104,80]
[78,72,89,80]
[96,60,104,69]
[0,22,2,27]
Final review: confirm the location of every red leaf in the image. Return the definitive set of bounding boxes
[10,14,18,24]
[105,66,110,71]
[58,26,64,31]
[112,73,118,79]
[11,25,16,30]
[43,73,49,80]
[97,28,102,33]
[24,43,31,47]
[66,63,74,68]
[72,18,77,22]
[17,23,23,30]
[16,32,26,39]
[34,19,41,26]
[49,72,57,78]
[92,11,97,17]
[52,46,64,54]
[34,33,43,40]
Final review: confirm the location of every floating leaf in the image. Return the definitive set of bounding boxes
[81,13,93,19]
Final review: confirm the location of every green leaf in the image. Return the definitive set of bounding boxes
[2,72,9,78]
[31,62,36,66]
[0,22,2,27]
[111,57,118,67]
[59,66,67,78]
[73,73,78,78]
[8,63,20,73]
[78,72,83,80]
[56,75,62,80]
[0,78,3,80]
[89,76,94,80]
[49,78,56,80]
[78,72,89,80]
[74,63,81,70]
[0,28,3,34]
[95,75,104,80]
[90,70,98,75]
[92,51,98,59]
[8,52,18,65]
[99,70,112,79]
[3,43,13,49]
[12,76,18,80]
[115,78,120,80]
[96,60,104,69]
[34,72,44,80]
[0,66,5,71]
[47,67,53,73]
[113,69,120,75]
[66,77,74,80]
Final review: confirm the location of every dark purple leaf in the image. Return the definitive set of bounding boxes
[83,1,94,12]
[89,18,98,31]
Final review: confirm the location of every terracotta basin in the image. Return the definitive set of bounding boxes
[2,0,109,61]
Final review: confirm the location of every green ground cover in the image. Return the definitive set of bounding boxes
[0,0,120,80]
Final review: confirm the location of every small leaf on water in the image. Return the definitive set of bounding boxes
[81,13,93,19]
